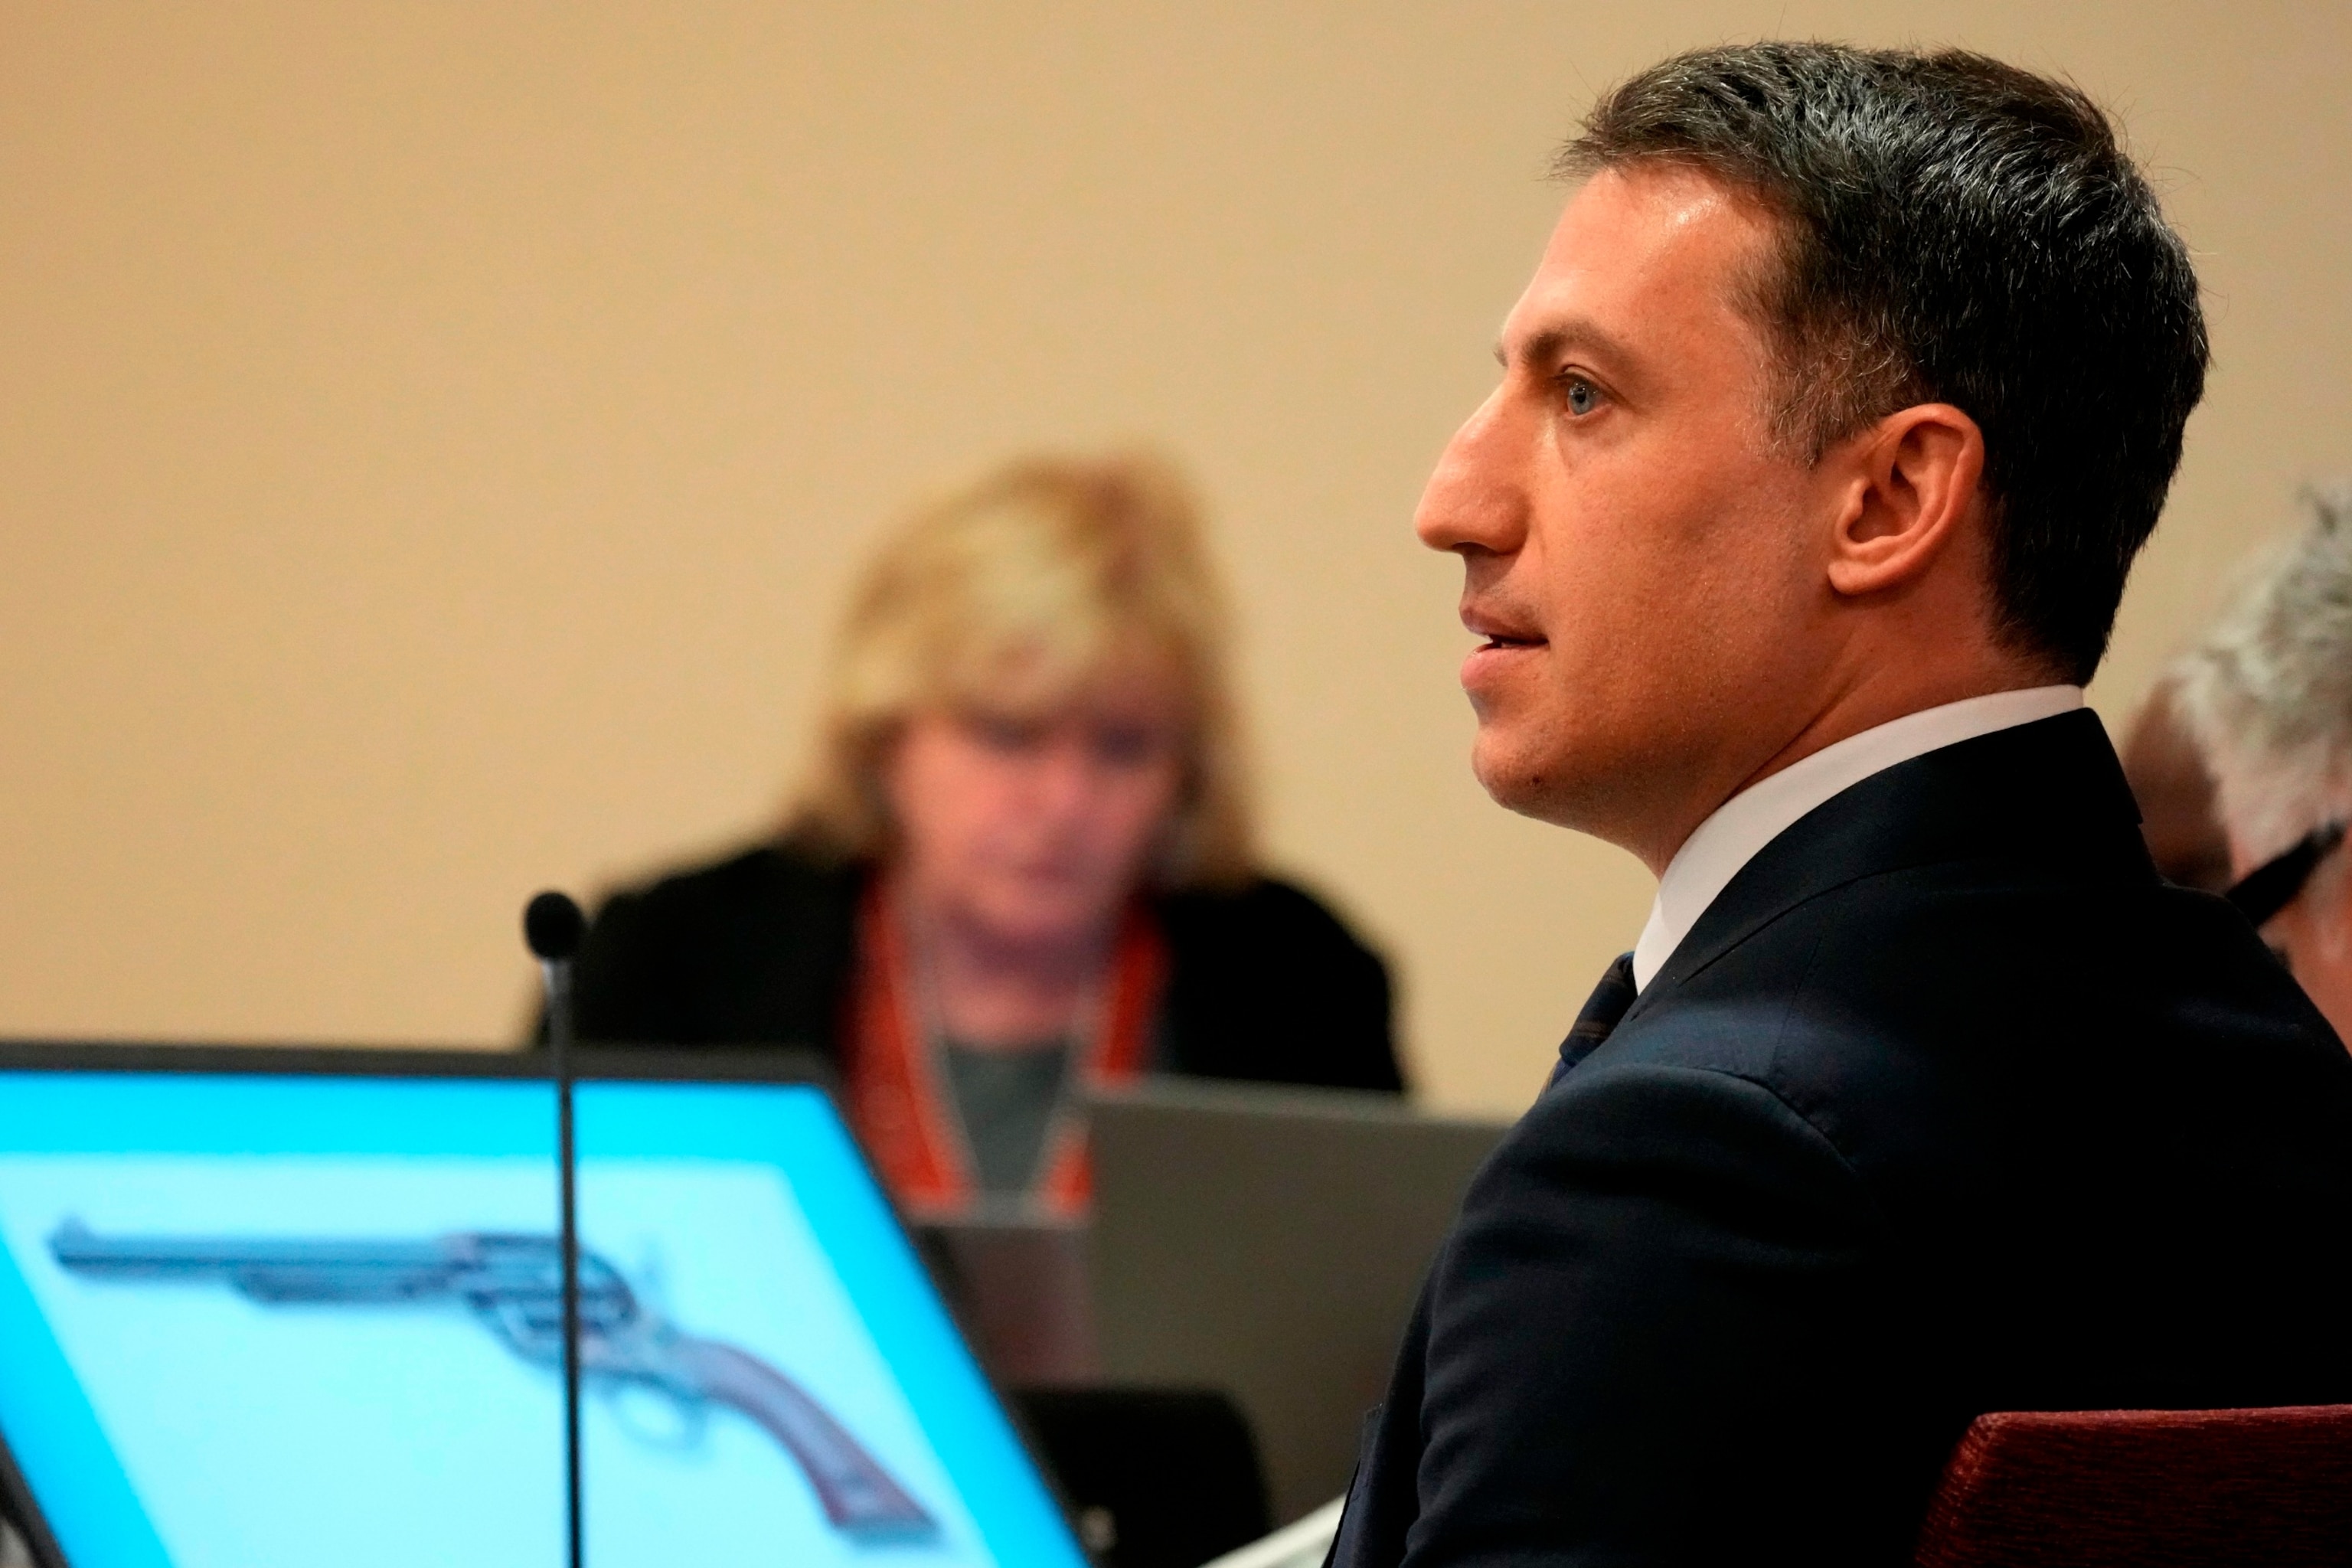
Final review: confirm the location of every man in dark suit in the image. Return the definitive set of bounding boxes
[1331,43,2352,1568]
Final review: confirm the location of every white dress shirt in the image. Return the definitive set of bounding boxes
[1629,685,2086,991]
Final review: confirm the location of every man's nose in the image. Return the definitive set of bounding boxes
[1413,387,1527,557]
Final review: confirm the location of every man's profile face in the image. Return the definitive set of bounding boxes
[1416,165,1844,859]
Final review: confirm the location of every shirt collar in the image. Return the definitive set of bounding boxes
[1629,684,2085,991]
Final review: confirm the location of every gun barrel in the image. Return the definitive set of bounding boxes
[49,1220,461,1303]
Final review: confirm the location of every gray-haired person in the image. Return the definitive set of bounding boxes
[2177,486,2352,1044]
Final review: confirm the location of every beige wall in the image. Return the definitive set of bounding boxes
[3,2,2347,1112]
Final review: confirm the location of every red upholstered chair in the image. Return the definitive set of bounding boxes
[1913,1405,2352,1567]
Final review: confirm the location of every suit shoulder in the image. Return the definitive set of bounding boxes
[1508,1058,1868,1198]
[1606,858,2352,1213]
[1752,859,2337,1065]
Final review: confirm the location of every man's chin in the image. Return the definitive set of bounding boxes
[1474,722,1651,835]
[1470,740,1581,828]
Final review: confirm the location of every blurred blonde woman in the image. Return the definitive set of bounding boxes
[570,452,1401,1218]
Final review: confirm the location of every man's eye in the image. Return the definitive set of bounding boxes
[1563,376,1602,416]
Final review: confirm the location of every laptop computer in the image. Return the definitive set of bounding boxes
[1088,1080,1510,1522]
[910,1217,1095,1386]
[0,1041,1086,1568]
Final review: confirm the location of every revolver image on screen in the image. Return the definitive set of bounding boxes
[48,1218,936,1541]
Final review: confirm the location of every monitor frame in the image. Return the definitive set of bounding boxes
[0,1037,1075,1568]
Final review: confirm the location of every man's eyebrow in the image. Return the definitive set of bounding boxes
[1494,321,1638,374]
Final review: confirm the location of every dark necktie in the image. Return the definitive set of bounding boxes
[1548,950,1638,1087]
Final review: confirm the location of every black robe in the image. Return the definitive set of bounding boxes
[567,840,1404,1093]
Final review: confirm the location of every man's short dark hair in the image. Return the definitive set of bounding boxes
[1559,44,2209,683]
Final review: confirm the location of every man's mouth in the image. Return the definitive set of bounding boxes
[1462,625,1546,692]
[1462,604,1544,652]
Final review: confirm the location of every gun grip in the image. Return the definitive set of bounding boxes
[668,1336,937,1540]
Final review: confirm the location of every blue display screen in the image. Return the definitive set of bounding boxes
[0,1071,1085,1568]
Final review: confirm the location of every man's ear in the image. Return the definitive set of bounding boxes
[1824,403,1986,598]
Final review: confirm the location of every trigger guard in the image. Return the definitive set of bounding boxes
[603,1379,709,1452]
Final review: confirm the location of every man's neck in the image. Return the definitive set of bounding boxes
[1631,653,2063,877]
[1628,682,2086,990]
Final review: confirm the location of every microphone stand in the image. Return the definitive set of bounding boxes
[526,892,588,1568]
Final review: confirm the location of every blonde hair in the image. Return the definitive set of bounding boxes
[789,452,1256,888]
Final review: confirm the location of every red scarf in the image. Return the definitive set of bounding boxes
[842,878,1167,1220]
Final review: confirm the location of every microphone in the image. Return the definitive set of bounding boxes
[526,890,586,995]
[524,890,587,1568]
